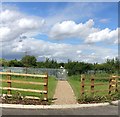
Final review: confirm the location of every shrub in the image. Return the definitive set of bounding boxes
[78,93,120,104]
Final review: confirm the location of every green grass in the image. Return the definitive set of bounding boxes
[68,73,119,100]
[67,75,80,99]
[0,75,57,100]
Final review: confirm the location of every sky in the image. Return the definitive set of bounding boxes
[0,2,118,63]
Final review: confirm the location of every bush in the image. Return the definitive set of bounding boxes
[78,93,120,104]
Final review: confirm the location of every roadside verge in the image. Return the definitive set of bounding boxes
[0,100,119,109]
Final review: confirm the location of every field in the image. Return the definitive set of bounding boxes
[68,73,120,102]
[0,75,57,100]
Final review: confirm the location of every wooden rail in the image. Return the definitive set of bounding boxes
[0,71,48,100]
[80,74,120,96]
[0,79,46,85]
[0,72,47,78]
[0,87,47,93]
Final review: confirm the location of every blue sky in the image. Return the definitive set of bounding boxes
[1,2,118,63]
[5,2,117,28]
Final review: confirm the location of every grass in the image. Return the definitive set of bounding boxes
[68,73,120,102]
[0,75,57,100]
[67,75,80,99]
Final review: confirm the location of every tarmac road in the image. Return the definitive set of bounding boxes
[1,105,119,115]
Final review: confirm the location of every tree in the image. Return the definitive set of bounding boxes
[21,55,37,67]
[0,58,9,67]
[9,59,23,67]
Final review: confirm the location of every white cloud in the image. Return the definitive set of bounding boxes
[49,19,118,44]
[0,9,22,23]
[18,18,45,29]
[49,19,98,40]
[1,4,118,63]
[0,27,11,40]
[99,18,110,23]
[1,37,117,63]
[85,28,118,43]
[0,9,45,42]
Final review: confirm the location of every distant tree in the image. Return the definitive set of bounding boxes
[1,56,119,75]
[9,59,23,67]
[21,55,37,67]
[0,58,9,67]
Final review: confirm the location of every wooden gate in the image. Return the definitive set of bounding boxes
[80,74,120,96]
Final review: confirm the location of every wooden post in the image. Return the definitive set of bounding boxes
[115,78,118,92]
[7,70,11,95]
[109,76,112,94]
[91,75,94,95]
[111,76,118,93]
[44,72,48,100]
[81,74,85,96]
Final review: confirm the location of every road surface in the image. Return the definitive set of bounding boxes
[2,105,119,115]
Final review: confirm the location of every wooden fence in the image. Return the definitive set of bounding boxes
[81,74,120,96]
[0,71,48,100]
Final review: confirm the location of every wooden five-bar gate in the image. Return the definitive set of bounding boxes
[0,71,48,100]
[81,74,120,96]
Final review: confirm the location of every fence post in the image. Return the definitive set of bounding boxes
[109,75,112,94]
[81,74,85,96]
[44,72,48,100]
[7,70,11,95]
[115,77,118,92]
[91,75,94,95]
[111,76,118,93]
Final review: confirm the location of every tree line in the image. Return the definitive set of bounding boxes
[0,55,119,76]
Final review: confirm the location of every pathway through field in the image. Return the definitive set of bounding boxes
[53,81,77,105]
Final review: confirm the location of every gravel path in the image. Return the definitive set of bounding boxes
[53,81,77,105]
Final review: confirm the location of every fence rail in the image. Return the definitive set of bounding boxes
[0,79,46,85]
[80,74,120,96]
[0,72,47,78]
[0,71,48,100]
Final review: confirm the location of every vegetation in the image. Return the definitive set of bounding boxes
[21,55,37,67]
[68,74,120,103]
[78,92,120,104]
[0,55,120,76]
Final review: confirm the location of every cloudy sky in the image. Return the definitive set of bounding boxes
[0,2,118,63]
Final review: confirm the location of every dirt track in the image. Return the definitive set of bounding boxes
[53,80,77,105]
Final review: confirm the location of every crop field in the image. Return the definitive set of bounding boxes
[0,75,57,100]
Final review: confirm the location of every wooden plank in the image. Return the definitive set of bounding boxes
[94,77,110,80]
[84,89,115,93]
[0,87,47,93]
[94,76,120,80]
[83,83,108,86]
[112,76,120,78]
[0,79,46,85]
[94,83,108,86]
[94,88,116,93]
[0,72,47,78]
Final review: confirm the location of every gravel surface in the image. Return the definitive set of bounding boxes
[53,80,77,105]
